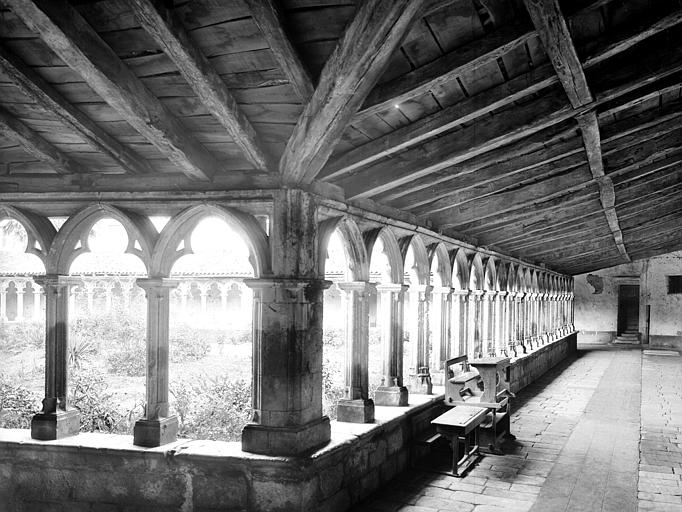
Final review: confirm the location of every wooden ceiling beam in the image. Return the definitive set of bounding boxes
[323,8,682,182]
[243,0,314,103]
[6,0,218,181]
[128,0,273,172]
[0,45,152,175]
[278,0,425,185]
[0,107,84,175]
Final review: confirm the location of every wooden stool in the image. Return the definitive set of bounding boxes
[431,406,487,476]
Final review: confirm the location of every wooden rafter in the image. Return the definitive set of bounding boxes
[0,107,84,175]
[128,0,272,173]
[523,0,629,260]
[279,0,426,185]
[323,7,682,183]
[6,0,218,181]
[243,0,314,103]
[0,44,152,176]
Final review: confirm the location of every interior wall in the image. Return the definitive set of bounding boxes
[574,250,682,349]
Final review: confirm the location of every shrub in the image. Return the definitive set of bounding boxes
[69,368,142,434]
[170,325,211,362]
[322,353,345,420]
[105,337,145,377]
[171,375,252,441]
[323,328,345,348]
[0,375,40,428]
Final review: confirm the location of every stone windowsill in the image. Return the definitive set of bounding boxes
[0,391,445,464]
[508,330,577,364]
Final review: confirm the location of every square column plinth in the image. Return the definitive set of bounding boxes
[134,417,179,448]
[336,398,375,423]
[31,409,80,441]
[242,416,330,456]
[374,384,409,406]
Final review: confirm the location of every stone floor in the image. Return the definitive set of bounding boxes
[351,345,682,512]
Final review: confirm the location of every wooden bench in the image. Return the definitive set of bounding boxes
[431,406,487,476]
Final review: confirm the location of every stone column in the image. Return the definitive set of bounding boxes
[84,280,95,314]
[103,281,114,313]
[241,189,331,456]
[374,283,409,406]
[506,292,516,356]
[336,281,375,423]
[430,286,451,384]
[451,290,469,357]
[31,275,80,440]
[68,286,77,318]
[569,292,575,331]
[516,292,527,353]
[15,280,26,321]
[219,282,229,315]
[0,280,8,322]
[178,282,190,318]
[482,290,496,356]
[496,291,507,356]
[33,286,43,320]
[197,282,210,315]
[133,278,179,447]
[407,284,432,395]
[120,279,134,312]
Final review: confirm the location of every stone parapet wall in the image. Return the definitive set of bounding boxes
[508,332,578,393]
[0,394,445,512]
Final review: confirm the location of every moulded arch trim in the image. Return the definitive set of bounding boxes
[531,270,540,292]
[483,257,497,291]
[318,216,369,281]
[452,248,470,290]
[523,268,533,292]
[151,204,270,278]
[538,272,547,293]
[400,234,429,285]
[364,227,403,284]
[0,205,55,267]
[469,253,484,290]
[516,265,526,292]
[507,263,517,292]
[48,204,156,275]
[428,243,452,288]
[496,261,508,292]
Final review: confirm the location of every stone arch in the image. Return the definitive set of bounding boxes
[507,263,518,292]
[151,204,270,278]
[48,204,156,274]
[537,272,547,293]
[468,253,484,290]
[364,227,403,284]
[496,261,508,292]
[400,234,430,285]
[516,265,526,292]
[483,257,497,291]
[318,216,369,282]
[452,249,470,290]
[531,270,540,292]
[428,243,452,288]
[523,268,533,292]
[0,205,55,266]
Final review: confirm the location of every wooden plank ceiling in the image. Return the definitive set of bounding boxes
[0,0,680,275]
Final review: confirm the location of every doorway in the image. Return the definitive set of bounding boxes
[617,284,639,335]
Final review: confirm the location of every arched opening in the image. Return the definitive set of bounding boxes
[168,216,254,441]
[0,218,46,429]
[428,251,444,382]
[451,250,470,358]
[322,228,351,419]
[68,217,148,434]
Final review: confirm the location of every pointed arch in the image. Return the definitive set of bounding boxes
[468,253,484,290]
[428,243,452,288]
[483,257,497,291]
[48,204,156,274]
[516,265,526,292]
[151,204,270,277]
[452,248,470,290]
[364,227,403,284]
[507,262,517,292]
[318,216,369,281]
[496,260,508,292]
[0,205,55,266]
[531,270,540,292]
[400,234,429,285]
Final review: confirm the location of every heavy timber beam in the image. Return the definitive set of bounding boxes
[322,6,682,180]
[243,0,313,103]
[6,0,218,181]
[0,45,152,175]
[0,107,84,175]
[279,0,425,185]
[128,0,272,172]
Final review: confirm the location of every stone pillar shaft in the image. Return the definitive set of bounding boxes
[133,278,179,447]
[374,283,408,406]
[31,275,80,440]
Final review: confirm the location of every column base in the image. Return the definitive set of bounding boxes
[133,416,178,447]
[374,385,409,406]
[407,374,433,395]
[242,416,330,456]
[430,370,445,386]
[336,399,375,423]
[31,409,80,440]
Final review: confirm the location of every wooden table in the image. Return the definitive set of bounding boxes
[431,406,487,476]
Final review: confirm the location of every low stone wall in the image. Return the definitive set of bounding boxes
[508,332,578,393]
[0,394,446,512]
[0,335,578,512]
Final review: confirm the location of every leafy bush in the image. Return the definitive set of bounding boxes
[171,375,251,441]
[323,353,345,420]
[69,368,142,434]
[105,337,145,377]
[170,325,211,362]
[0,321,45,354]
[0,375,40,428]
[323,328,344,348]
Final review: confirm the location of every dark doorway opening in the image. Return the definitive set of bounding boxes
[617,285,639,336]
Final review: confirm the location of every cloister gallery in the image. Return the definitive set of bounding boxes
[0,0,680,510]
